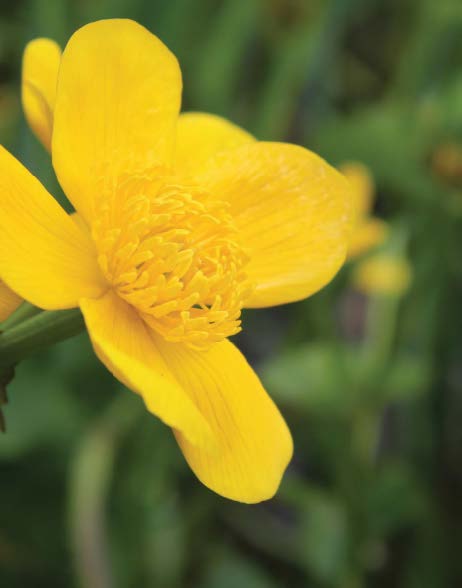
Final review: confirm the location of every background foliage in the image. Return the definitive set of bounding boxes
[1,0,462,586]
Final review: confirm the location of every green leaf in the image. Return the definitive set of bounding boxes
[381,353,430,402]
[261,343,355,415]
[298,489,350,583]
[199,548,282,588]
[365,462,426,537]
[0,358,83,458]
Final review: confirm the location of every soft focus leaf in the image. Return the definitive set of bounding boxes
[199,549,282,588]
[298,489,350,583]
[261,343,355,415]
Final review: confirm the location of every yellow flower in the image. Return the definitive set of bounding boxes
[340,162,388,259]
[3,19,352,502]
[353,254,412,296]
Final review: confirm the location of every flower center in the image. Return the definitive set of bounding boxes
[93,169,251,349]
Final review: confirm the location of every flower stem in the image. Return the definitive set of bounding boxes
[0,301,42,331]
[0,308,86,368]
[68,393,143,588]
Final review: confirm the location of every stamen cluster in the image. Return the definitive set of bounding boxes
[94,170,251,348]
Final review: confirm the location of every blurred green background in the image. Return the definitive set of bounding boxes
[1,0,462,586]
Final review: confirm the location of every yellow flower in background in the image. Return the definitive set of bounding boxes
[340,162,388,259]
[353,254,412,296]
[22,38,61,151]
[3,19,352,502]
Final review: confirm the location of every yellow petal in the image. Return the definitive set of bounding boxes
[347,218,388,259]
[52,19,182,223]
[22,38,61,151]
[79,290,214,449]
[340,161,374,221]
[174,112,255,178]
[0,146,106,309]
[155,336,293,503]
[198,142,351,307]
[0,281,22,322]
[70,211,90,234]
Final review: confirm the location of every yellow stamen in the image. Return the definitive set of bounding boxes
[93,169,252,349]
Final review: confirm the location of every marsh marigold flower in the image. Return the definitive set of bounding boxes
[340,162,388,259]
[0,19,352,502]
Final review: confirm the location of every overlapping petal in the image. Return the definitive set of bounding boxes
[197,142,351,307]
[52,19,182,223]
[174,112,254,178]
[79,290,214,449]
[0,281,22,322]
[0,146,106,309]
[154,336,293,503]
[22,38,61,150]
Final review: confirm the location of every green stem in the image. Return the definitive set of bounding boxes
[68,393,143,588]
[0,302,42,331]
[350,295,401,471]
[0,308,85,368]
[362,294,400,384]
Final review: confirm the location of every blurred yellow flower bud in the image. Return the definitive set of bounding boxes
[352,254,412,296]
[431,141,462,187]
